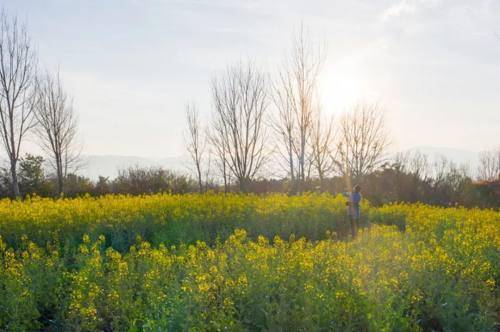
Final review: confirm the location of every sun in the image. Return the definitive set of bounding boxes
[319,62,367,115]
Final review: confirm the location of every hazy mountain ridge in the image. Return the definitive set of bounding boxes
[401,146,480,170]
[78,146,482,180]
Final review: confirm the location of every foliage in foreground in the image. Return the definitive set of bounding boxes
[0,194,498,331]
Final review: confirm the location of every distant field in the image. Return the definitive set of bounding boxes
[0,194,498,331]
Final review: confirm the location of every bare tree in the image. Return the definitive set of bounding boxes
[35,70,80,195]
[273,25,324,192]
[0,11,38,198]
[335,103,390,184]
[210,62,268,192]
[477,148,500,182]
[272,77,296,183]
[431,156,471,197]
[310,110,335,189]
[394,150,431,180]
[185,102,206,192]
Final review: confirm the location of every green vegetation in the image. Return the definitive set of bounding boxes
[0,193,498,331]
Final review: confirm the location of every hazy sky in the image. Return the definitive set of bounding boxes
[4,0,500,158]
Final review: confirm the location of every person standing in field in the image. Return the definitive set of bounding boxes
[348,185,362,237]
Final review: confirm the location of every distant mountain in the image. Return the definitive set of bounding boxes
[80,155,187,180]
[77,147,482,181]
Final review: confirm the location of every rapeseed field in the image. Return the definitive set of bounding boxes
[0,194,498,331]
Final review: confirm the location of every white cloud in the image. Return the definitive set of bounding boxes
[381,0,417,20]
[380,0,444,21]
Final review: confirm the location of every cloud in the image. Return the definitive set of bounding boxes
[380,0,444,21]
[381,0,417,20]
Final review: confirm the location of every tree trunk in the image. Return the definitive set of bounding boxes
[57,168,64,196]
[288,137,296,194]
[10,160,20,198]
[319,172,324,192]
[56,154,64,196]
[239,177,248,193]
[222,160,228,193]
[197,167,203,193]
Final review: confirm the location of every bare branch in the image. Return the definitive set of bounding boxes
[335,103,390,184]
[272,24,324,192]
[185,102,206,192]
[310,109,336,187]
[34,69,81,195]
[477,148,500,182]
[209,62,269,191]
[0,10,37,197]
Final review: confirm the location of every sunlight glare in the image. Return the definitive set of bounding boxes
[319,62,375,115]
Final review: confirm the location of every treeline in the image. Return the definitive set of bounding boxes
[179,25,499,207]
[0,154,196,198]
[360,151,500,208]
[3,150,499,208]
[181,25,499,210]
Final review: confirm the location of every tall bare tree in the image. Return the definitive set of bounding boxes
[210,62,268,192]
[185,102,206,192]
[35,70,80,195]
[335,103,390,184]
[477,148,500,182]
[0,11,38,197]
[273,25,324,192]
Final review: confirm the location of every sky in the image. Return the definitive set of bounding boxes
[3,0,500,159]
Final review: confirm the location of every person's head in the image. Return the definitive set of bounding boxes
[353,185,361,193]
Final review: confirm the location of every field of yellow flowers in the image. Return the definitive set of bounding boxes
[0,193,498,331]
